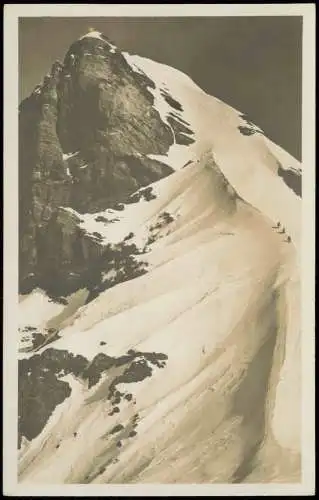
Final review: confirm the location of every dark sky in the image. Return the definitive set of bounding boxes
[19,17,302,160]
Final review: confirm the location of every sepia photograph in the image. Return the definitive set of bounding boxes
[3,4,316,496]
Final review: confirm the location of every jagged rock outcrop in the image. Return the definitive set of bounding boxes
[19,33,175,295]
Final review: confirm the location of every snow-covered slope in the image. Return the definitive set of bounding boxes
[18,35,301,485]
[122,53,301,247]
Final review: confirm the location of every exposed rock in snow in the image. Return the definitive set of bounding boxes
[62,151,79,161]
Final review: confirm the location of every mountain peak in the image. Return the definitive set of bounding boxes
[77,29,118,53]
[18,31,302,485]
[79,29,105,41]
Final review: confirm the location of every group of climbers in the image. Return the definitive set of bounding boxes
[273,221,291,243]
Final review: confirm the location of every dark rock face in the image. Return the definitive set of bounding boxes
[19,33,175,294]
[160,89,183,112]
[127,185,157,203]
[167,113,195,146]
[277,166,301,197]
[20,232,149,302]
[237,113,302,197]
[238,113,263,137]
[238,126,257,136]
[18,346,167,447]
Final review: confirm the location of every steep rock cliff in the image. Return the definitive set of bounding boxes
[19,32,178,295]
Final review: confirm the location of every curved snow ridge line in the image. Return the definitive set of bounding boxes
[18,195,299,481]
[60,161,201,248]
[48,210,282,362]
[72,157,218,249]
[137,61,302,247]
[210,147,301,249]
[58,150,288,271]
